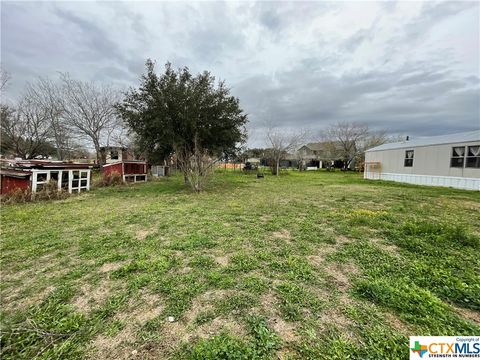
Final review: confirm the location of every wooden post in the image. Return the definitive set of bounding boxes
[32,171,37,193]
[86,170,91,191]
[68,170,73,193]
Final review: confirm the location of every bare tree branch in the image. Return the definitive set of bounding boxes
[24,77,70,159]
[59,73,121,164]
[265,124,306,175]
[0,67,11,92]
[322,121,388,169]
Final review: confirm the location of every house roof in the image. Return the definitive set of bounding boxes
[301,142,326,151]
[366,130,480,152]
[299,141,343,153]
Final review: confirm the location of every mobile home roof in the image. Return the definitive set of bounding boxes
[366,130,480,152]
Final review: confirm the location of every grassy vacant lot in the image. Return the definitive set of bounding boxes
[1,170,479,359]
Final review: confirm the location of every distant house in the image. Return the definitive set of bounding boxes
[297,142,345,169]
[297,143,323,168]
[364,131,480,191]
[0,160,92,194]
[246,158,261,165]
[100,146,135,164]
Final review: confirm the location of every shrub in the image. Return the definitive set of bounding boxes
[0,188,32,204]
[1,180,69,204]
[96,171,123,187]
[34,180,70,201]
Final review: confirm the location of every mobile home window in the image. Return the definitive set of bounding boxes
[450,146,465,168]
[466,145,480,168]
[404,150,414,167]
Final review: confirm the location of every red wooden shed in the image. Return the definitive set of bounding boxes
[102,160,147,183]
[0,169,31,194]
[0,160,93,195]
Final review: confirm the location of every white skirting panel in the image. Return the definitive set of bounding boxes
[364,172,480,191]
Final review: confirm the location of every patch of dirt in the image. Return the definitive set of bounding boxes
[89,329,136,360]
[119,292,164,324]
[260,292,299,342]
[454,306,480,324]
[177,266,192,274]
[99,261,127,273]
[88,292,164,360]
[136,228,156,240]
[336,235,351,245]
[270,316,298,342]
[72,279,113,314]
[318,305,353,335]
[3,285,56,312]
[195,317,246,339]
[323,262,358,293]
[215,255,229,266]
[182,290,232,323]
[384,312,412,334]
[371,238,400,255]
[260,291,277,309]
[277,349,298,360]
[130,291,244,359]
[272,230,291,240]
[260,214,272,223]
[307,255,326,266]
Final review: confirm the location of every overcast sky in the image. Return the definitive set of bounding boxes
[1,1,479,146]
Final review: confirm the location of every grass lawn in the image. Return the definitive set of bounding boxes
[1,170,479,359]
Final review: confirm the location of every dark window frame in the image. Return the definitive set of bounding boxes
[465,145,480,168]
[450,146,465,168]
[404,150,414,167]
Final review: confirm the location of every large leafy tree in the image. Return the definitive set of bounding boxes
[116,60,248,191]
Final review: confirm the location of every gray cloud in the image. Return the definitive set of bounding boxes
[1,1,479,146]
[233,60,479,139]
[52,7,126,63]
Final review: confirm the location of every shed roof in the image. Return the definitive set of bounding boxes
[0,168,31,178]
[366,130,480,152]
[0,159,93,169]
[102,160,146,168]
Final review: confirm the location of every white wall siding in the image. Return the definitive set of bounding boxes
[364,140,480,191]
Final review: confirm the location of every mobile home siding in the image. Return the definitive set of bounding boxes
[365,140,480,191]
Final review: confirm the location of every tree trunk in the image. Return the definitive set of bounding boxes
[276,158,280,176]
[93,140,102,165]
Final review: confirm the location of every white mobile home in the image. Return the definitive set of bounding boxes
[364,131,480,191]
